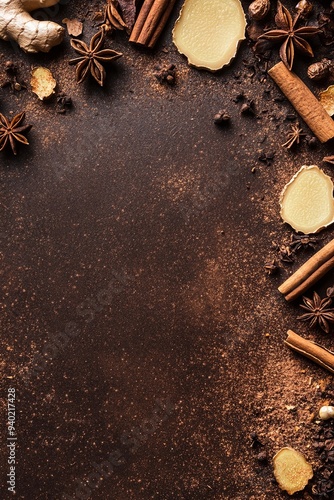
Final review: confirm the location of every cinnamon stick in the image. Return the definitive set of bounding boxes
[130,0,177,48]
[268,62,334,143]
[278,238,334,300]
[285,329,334,374]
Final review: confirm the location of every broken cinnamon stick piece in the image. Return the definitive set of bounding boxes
[268,62,334,143]
[129,0,177,48]
[278,238,334,301]
[285,330,334,374]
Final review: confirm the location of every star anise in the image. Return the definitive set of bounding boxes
[69,29,123,86]
[298,291,334,333]
[258,1,320,70]
[103,0,127,32]
[0,112,32,155]
[282,122,306,148]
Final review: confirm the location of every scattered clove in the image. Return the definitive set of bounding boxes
[154,64,176,85]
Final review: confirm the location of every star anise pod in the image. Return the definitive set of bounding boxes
[298,291,334,333]
[0,112,32,155]
[103,0,127,32]
[69,29,123,86]
[258,1,320,70]
[282,122,306,148]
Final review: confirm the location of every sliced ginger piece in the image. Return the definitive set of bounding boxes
[273,447,313,495]
[280,165,334,234]
[319,85,334,116]
[173,0,246,71]
[31,67,57,101]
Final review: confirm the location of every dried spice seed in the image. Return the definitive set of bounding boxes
[256,1,320,70]
[264,259,279,275]
[307,59,332,81]
[213,110,231,125]
[0,112,32,155]
[56,92,73,114]
[154,64,176,85]
[298,291,334,333]
[69,29,123,86]
[248,0,270,21]
[240,100,255,115]
[295,0,313,18]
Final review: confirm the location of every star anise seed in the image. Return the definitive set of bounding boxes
[298,291,334,333]
[257,1,320,70]
[69,29,123,86]
[0,112,32,155]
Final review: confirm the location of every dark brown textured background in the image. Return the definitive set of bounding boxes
[2,0,334,498]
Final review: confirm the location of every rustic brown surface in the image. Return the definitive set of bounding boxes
[2,1,334,499]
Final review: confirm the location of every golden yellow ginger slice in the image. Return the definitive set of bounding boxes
[273,447,313,495]
[31,67,57,101]
[319,85,334,116]
[173,0,246,71]
[280,165,334,234]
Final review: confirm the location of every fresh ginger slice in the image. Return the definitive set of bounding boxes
[280,165,334,234]
[273,447,313,495]
[173,0,246,71]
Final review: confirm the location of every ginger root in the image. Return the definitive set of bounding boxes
[0,0,65,53]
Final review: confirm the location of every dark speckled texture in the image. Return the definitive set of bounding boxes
[2,1,334,499]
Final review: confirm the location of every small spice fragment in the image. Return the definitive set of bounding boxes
[307,59,332,81]
[56,92,72,114]
[30,67,57,100]
[264,258,279,275]
[258,151,275,165]
[69,29,123,86]
[323,155,334,165]
[295,0,313,18]
[282,122,305,149]
[273,447,313,495]
[1,60,25,91]
[298,291,334,333]
[103,0,127,32]
[280,165,334,234]
[248,0,270,21]
[0,112,32,155]
[257,1,320,70]
[154,64,176,85]
[240,100,255,115]
[213,110,231,125]
[62,18,83,37]
[173,0,247,71]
